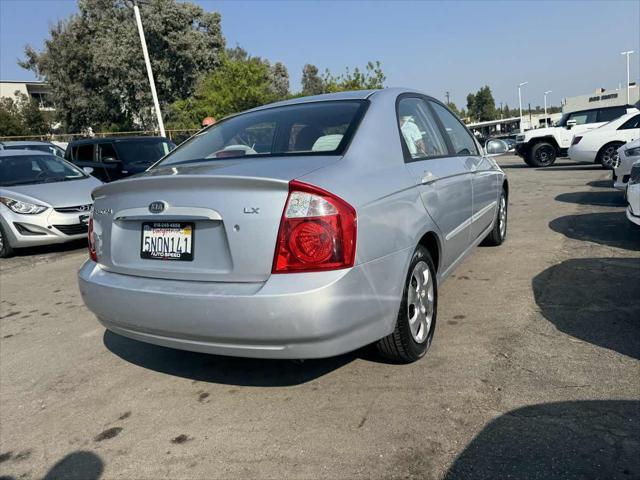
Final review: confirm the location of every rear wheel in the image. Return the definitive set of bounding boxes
[528,142,557,167]
[597,142,623,170]
[481,188,508,246]
[377,246,437,363]
[0,223,15,258]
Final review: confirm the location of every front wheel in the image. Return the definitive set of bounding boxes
[528,142,557,167]
[597,142,623,170]
[0,223,15,258]
[377,246,437,363]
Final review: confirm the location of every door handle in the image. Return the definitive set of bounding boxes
[421,171,438,184]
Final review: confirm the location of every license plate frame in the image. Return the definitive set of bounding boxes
[140,222,195,261]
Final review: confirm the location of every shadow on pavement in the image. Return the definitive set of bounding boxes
[444,400,640,480]
[532,257,640,359]
[549,211,640,251]
[0,451,103,480]
[555,190,626,207]
[11,239,86,257]
[538,164,604,171]
[104,330,365,386]
[586,179,614,188]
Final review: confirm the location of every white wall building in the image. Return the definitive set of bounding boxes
[0,80,54,111]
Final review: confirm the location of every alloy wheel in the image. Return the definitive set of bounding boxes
[535,145,554,166]
[407,260,434,344]
[601,146,619,169]
[499,194,507,240]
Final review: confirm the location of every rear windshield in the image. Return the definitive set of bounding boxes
[0,154,86,186]
[156,100,368,167]
[114,140,175,168]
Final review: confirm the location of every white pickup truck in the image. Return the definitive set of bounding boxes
[515,105,636,167]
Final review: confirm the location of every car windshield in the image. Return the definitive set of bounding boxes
[114,140,175,168]
[0,154,87,186]
[4,144,65,158]
[156,100,367,167]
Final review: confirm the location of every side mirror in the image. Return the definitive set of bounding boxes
[566,119,577,129]
[102,156,120,164]
[485,139,508,156]
[83,167,94,174]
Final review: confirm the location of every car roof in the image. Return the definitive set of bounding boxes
[0,149,54,157]
[67,136,172,146]
[0,140,56,146]
[242,88,429,115]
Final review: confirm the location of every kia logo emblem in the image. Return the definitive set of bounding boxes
[148,201,165,214]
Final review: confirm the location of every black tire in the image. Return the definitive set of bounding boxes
[596,142,623,170]
[0,222,15,259]
[481,188,508,246]
[528,142,557,167]
[377,246,437,363]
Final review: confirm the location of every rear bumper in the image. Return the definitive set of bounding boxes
[78,248,410,359]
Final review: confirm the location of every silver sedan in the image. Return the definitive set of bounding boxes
[78,88,508,363]
[0,150,102,257]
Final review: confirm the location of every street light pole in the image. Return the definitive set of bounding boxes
[620,50,635,105]
[544,90,552,127]
[518,82,528,132]
[133,0,166,137]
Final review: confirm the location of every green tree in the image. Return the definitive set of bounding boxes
[167,55,277,130]
[323,61,386,93]
[446,101,461,117]
[0,92,51,137]
[20,0,224,133]
[301,64,324,96]
[466,85,496,122]
[269,62,290,99]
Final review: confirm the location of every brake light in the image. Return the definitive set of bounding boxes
[572,136,582,145]
[272,180,356,273]
[88,216,97,262]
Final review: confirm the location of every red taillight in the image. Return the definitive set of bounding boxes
[572,136,582,145]
[88,216,97,262]
[272,180,356,273]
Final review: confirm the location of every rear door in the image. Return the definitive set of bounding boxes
[429,100,499,242]
[398,95,473,271]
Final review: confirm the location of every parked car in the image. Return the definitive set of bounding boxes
[568,111,640,168]
[0,150,102,258]
[614,138,640,190]
[78,89,509,363]
[515,105,638,167]
[65,136,176,183]
[626,160,640,227]
[0,140,66,158]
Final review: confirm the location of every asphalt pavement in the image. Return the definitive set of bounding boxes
[1,155,638,479]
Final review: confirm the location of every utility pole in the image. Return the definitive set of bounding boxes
[544,91,552,127]
[445,91,450,105]
[620,50,635,104]
[133,0,166,137]
[518,82,528,133]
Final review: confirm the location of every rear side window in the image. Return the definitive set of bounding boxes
[429,101,479,156]
[618,114,640,130]
[397,97,448,160]
[157,100,367,167]
[598,107,627,123]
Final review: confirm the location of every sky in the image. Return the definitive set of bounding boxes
[1,0,639,109]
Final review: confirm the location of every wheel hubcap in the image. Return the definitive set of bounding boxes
[407,260,434,343]
[536,146,554,165]
[499,195,507,239]
[602,147,618,168]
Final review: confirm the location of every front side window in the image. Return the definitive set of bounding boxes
[429,101,479,156]
[618,114,640,130]
[0,154,86,186]
[157,101,367,167]
[397,97,448,160]
[567,109,598,125]
[98,143,119,161]
[75,144,94,162]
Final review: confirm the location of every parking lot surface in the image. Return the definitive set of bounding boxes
[1,155,639,479]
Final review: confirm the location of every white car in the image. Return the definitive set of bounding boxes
[614,138,640,190]
[626,160,640,227]
[568,111,640,169]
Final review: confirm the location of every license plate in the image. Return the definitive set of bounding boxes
[141,222,194,261]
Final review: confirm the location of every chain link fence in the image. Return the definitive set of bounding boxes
[0,128,200,145]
